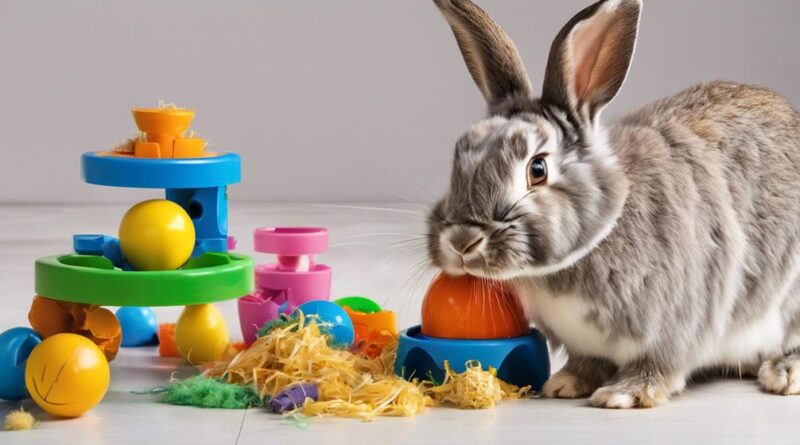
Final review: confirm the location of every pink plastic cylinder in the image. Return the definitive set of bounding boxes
[238,227,332,344]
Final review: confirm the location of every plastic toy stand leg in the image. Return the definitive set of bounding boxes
[166,186,229,257]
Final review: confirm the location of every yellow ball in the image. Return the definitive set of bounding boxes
[25,334,110,418]
[175,304,230,365]
[119,199,195,271]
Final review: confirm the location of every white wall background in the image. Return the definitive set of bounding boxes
[2,0,799,204]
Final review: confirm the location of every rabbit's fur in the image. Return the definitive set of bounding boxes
[428,0,800,408]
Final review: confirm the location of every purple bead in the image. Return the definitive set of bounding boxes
[270,383,319,414]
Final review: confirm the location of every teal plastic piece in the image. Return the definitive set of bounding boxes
[81,152,241,189]
[35,252,253,307]
[334,296,382,314]
[0,327,42,401]
[117,307,159,347]
[73,234,126,267]
[395,326,550,390]
[296,300,355,347]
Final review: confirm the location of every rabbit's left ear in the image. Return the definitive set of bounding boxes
[433,0,532,110]
[542,0,641,127]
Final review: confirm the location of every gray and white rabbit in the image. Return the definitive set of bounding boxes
[427,0,800,408]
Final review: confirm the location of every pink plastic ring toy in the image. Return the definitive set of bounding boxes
[253,227,328,255]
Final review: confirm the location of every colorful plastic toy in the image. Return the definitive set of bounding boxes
[25,333,110,418]
[158,323,181,357]
[395,273,550,391]
[11,106,255,416]
[295,300,354,347]
[175,304,230,365]
[0,327,42,401]
[28,296,122,361]
[343,306,397,358]
[421,274,529,339]
[270,383,319,414]
[335,296,382,314]
[238,227,332,344]
[116,307,159,347]
[130,107,205,159]
[119,199,196,271]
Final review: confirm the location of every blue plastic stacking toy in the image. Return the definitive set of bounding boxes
[0,327,42,400]
[82,152,240,257]
[395,326,550,391]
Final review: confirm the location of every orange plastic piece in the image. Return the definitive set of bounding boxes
[421,273,529,340]
[134,141,162,158]
[131,108,205,159]
[158,323,181,357]
[229,342,247,352]
[173,137,205,158]
[343,306,398,358]
[344,307,397,335]
[28,296,122,361]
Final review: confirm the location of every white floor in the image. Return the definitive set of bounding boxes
[2,204,800,445]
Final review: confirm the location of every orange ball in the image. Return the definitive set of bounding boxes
[421,273,529,339]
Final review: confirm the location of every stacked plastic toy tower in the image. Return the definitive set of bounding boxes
[237,227,332,344]
[32,106,253,353]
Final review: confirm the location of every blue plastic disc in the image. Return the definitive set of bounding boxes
[81,152,241,189]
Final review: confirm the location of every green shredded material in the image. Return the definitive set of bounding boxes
[163,376,265,409]
[257,313,297,338]
[282,412,310,429]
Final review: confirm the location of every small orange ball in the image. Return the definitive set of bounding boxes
[421,273,529,339]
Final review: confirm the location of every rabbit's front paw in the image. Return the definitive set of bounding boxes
[589,377,670,409]
[758,353,800,395]
[543,370,597,399]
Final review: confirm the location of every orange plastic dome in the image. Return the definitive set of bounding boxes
[421,273,529,339]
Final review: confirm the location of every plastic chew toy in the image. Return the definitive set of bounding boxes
[238,227,332,344]
[395,273,550,391]
[175,304,230,365]
[17,106,254,416]
[295,300,355,347]
[118,199,196,271]
[25,334,110,418]
[421,273,529,339]
[0,328,42,401]
[336,296,398,358]
[116,307,159,347]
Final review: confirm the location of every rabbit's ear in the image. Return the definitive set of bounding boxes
[542,0,641,126]
[434,0,532,109]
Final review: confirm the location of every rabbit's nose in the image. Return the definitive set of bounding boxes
[445,227,486,258]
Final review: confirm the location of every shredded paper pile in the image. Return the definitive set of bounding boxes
[196,312,530,420]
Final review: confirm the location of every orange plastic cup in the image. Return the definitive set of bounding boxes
[421,273,529,339]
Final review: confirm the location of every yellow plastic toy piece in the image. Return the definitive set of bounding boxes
[118,199,196,271]
[175,304,230,365]
[131,107,206,159]
[24,334,110,418]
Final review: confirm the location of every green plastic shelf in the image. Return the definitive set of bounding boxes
[35,252,253,307]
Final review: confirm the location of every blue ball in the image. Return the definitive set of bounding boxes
[0,327,42,400]
[116,307,159,347]
[295,300,354,347]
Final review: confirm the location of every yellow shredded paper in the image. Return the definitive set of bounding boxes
[204,313,530,420]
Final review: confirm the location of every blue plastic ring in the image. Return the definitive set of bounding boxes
[81,152,241,189]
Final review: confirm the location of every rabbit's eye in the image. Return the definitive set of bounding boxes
[527,157,548,187]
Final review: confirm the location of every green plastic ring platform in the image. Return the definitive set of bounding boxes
[35,252,253,307]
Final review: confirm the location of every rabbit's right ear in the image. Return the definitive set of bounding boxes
[433,0,532,110]
[542,0,641,128]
